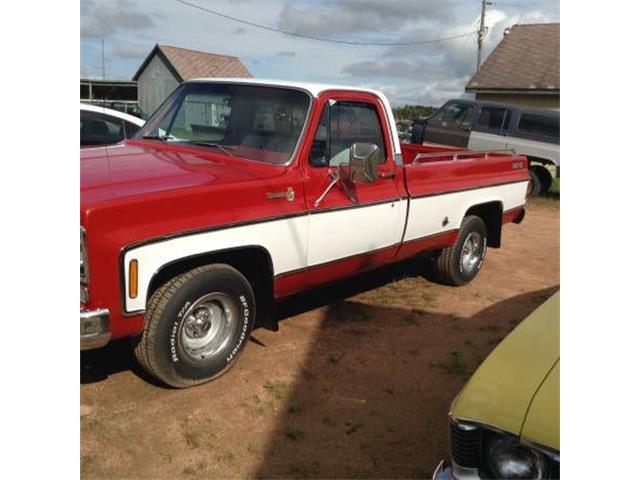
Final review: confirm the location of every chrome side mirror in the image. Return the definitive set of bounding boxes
[349,143,380,184]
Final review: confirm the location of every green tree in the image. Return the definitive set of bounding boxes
[393,105,437,122]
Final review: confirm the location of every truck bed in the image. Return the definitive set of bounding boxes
[400,143,528,198]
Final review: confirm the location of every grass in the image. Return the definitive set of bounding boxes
[478,324,500,332]
[263,380,291,401]
[403,313,420,326]
[328,350,345,364]
[244,394,276,416]
[285,426,304,441]
[290,461,319,477]
[437,350,467,376]
[182,418,217,449]
[247,442,261,455]
[287,401,304,414]
[331,302,372,323]
[549,177,560,195]
[346,421,365,435]
[322,416,336,427]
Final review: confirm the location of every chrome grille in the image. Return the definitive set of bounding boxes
[450,420,481,468]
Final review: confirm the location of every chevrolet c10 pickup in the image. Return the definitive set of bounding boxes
[80,78,528,387]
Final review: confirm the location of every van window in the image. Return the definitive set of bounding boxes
[517,113,559,140]
[477,107,507,131]
[436,102,474,126]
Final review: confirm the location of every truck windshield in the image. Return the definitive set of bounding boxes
[136,83,311,165]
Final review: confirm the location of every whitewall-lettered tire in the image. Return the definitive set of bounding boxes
[134,264,255,388]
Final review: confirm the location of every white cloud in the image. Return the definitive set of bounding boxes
[80,0,559,105]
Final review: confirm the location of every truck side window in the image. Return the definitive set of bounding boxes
[309,101,387,167]
[517,113,560,140]
[477,107,507,131]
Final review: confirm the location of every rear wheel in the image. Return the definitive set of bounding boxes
[134,264,255,388]
[429,215,487,286]
[527,168,542,197]
[533,165,553,195]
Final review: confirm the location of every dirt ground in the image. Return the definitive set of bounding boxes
[81,199,559,479]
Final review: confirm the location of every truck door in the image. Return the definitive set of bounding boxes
[423,101,475,147]
[302,92,404,286]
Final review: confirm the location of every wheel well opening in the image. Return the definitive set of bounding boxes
[465,202,503,248]
[527,156,555,168]
[147,247,276,330]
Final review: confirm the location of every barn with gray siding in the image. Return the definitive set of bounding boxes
[132,44,252,115]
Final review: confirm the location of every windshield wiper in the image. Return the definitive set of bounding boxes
[185,141,237,157]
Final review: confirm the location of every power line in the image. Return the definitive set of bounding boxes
[174,0,477,46]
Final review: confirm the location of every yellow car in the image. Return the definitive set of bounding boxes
[434,292,559,479]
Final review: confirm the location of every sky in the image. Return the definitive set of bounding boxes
[80,0,560,107]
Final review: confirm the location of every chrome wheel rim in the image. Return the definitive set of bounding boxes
[460,232,484,275]
[179,293,237,361]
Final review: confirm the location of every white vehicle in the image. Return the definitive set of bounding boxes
[411,100,559,196]
[80,103,145,147]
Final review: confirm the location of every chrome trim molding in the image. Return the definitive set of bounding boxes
[81,308,111,350]
[80,285,89,304]
[80,226,89,282]
[450,461,481,480]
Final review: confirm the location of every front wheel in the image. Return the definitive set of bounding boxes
[134,264,255,388]
[428,215,487,286]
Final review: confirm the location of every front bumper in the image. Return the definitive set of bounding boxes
[433,460,482,480]
[80,308,111,350]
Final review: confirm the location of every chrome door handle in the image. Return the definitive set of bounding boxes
[266,187,295,202]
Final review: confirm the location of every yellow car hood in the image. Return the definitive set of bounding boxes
[521,359,559,450]
[451,292,559,449]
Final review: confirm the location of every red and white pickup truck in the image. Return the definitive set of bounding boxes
[81,78,528,387]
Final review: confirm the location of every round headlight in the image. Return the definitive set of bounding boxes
[485,434,548,479]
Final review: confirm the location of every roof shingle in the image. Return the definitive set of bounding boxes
[133,44,252,81]
[466,23,559,93]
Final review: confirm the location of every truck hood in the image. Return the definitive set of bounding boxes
[81,140,285,206]
[451,292,559,448]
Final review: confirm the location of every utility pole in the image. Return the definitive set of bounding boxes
[476,0,491,72]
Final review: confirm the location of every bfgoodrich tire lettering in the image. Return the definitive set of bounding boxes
[134,264,255,388]
[429,215,487,286]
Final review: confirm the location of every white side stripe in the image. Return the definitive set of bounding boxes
[123,183,526,313]
[124,215,309,312]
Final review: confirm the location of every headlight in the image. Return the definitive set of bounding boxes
[484,433,549,479]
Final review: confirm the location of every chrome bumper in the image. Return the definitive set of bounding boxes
[80,308,111,350]
[433,460,452,480]
[433,460,481,480]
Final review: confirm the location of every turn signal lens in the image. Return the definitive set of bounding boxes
[129,259,138,299]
